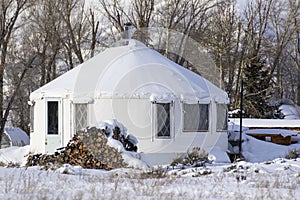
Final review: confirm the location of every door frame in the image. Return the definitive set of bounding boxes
[45,98,63,153]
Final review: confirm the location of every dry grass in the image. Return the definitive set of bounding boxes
[0,166,299,200]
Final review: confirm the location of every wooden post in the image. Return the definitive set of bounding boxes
[239,79,243,156]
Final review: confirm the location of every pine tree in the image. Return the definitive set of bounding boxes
[243,56,272,118]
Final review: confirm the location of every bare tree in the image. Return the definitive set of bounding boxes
[268,0,299,102]
[131,0,154,28]
[99,0,130,33]
[88,8,100,58]
[27,0,64,86]
[58,0,87,67]
[199,1,240,105]
[0,0,31,147]
[286,0,300,105]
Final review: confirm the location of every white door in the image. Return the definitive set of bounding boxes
[45,99,62,153]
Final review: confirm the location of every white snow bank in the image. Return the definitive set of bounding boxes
[242,134,300,163]
[0,145,30,166]
[56,164,83,175]
[209,147,231,163]
[121,152,152,171]
[228,122,249,141]
[279,104,300,119]
[228,122,300,162]
[228,122,249,132]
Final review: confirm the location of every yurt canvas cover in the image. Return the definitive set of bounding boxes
[29,39,229,164]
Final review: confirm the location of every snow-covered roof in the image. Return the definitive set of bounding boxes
[30,66,80,99]
[30,39,227,103]
[229,118,300,128]
[245,129,297,137]
[4,127,30,146]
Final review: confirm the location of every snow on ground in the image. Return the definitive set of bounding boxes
[242,135,300,163]
[0,122,300,199]
[0,145,29,166]
[0,141,299,199]
[0,158,299,200]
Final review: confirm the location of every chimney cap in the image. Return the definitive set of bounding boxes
[124,22,132,26]
[123,23,133,39]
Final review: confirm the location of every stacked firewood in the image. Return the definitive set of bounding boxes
[26,126,132,170]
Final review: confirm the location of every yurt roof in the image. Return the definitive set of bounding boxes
[30,39,228,103]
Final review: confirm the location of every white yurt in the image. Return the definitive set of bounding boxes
[29,39,229,164]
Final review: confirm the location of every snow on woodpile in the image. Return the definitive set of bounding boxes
[90,119,139,151]
[27,120,151,171]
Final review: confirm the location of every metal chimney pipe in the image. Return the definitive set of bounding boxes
[124,22,132,39]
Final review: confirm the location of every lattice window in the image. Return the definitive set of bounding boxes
[75,104,87,132]
[156,103,171,138]
[183,103,209,132]
[217,104,228,131]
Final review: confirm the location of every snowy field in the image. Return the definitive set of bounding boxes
[0,131,300,199]
[0,159,299,200]
[0,141,300,199]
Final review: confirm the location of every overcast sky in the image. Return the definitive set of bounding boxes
[236,0,248,10]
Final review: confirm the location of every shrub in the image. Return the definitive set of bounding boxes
[6,162,21,168]
[169,156,184,168]
[184,147,209,166]
[0,161,6,167]
[170,147,209,167]
[140,166,167,179]
[285,149,300,159]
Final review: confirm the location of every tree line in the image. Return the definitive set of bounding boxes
[0,0,299,137]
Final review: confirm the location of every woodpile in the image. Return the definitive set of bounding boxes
[26,126,137,170]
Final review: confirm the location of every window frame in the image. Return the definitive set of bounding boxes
[154,102,172,139]
[74,103,88,133]
[182,102,209,132]
[47,101,59,135]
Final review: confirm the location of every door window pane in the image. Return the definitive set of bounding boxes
[47,101,58,135]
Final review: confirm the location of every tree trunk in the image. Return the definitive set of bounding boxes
[0,56,35,148]
[298,70,300,105]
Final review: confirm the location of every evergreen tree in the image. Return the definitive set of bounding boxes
[243,57,272,118]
